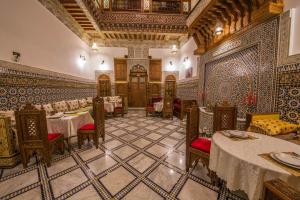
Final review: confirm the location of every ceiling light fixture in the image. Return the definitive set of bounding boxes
[171,44,178,55]
[215,27,223,35]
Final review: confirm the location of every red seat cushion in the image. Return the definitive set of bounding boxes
[48,133,63,141]
[191,137,211,153]
[115,107,122,111]
[147,106,155,112]
[79,123,95,131]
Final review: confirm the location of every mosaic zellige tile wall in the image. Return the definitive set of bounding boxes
[0,60,96,111]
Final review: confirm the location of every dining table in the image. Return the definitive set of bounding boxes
[46,111,94,141]
[209,132,300,200]
[153,101,164,112]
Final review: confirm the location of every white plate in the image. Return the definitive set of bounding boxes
[273,152,300,167]
[227,130,249,138]
[270,153,300,170]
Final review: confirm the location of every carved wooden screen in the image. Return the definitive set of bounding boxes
[149,59,162,82]
[114,58,127,81]
[164,75,176,98]
[97,74,111,97]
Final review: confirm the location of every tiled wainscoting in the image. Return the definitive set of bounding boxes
[0,60,96,110]
[0,111,244,200]
[177,78,199,103]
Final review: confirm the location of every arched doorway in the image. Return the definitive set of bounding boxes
[165,75,176,98]
[97,74,111,97]
[128,65,148,107]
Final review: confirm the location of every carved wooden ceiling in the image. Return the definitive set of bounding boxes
[187,0,284,54]
[39,0,284,50]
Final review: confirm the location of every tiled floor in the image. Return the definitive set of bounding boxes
[0,111,244,200]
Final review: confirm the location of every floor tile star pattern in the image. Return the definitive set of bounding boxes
[0,110,245,200]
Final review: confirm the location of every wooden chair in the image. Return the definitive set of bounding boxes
[162,96,173,119]
[186,105,212,172]
[77,96,105,149]
[15,104,64,168]
[213,102,237,132]
[263,179,300,200]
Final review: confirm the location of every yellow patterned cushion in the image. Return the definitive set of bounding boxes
[78,99,88,108]
[43,103,54,115]
[86,97,93,104]
[252,114,280,121]
[252,119,300,136]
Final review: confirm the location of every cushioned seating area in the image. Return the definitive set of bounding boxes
[79,123,95,131]
[48,133,63,141]
[191,137,212,153]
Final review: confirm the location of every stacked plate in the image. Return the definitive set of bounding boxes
[270,152,300,169]
[64,111,77,114]
[223,130,249,139]
[47,112,64,119]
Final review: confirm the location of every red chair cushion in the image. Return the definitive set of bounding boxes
[147,106,155,112]
[191,137,211,153]
[115,107,122,111]
[174,104,181,111]
[79,123,95,131]
[48,133,63,141]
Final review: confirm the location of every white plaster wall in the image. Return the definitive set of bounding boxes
[178,38,198,80]
[284,0,300,55]
[90,47,127,72]
[149,48,180,72]
[0,0,92,79]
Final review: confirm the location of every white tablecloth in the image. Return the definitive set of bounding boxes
[153,102,163,112]
[209,132,300,200]
[47,112,93,138]
[104,102,114,113]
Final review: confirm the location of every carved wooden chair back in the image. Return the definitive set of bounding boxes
[186,105,199,146]
[213,103,237,132]
[93,96,105,139]
[15,104,49,149]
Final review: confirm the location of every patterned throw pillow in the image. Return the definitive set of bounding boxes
[52,101,68,112]
[86,97,93,104]
[42,103,54,115]
[66,100,79,111]
[34,105,42,110]
[78,99,87,108]
[252,119,300,136]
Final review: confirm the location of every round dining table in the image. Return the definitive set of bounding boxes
[209,132,300,200]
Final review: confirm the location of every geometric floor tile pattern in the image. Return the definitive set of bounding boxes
[0,110,245,200]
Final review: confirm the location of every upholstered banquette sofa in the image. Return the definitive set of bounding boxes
[246,112,300,144]
[173,98,198,120]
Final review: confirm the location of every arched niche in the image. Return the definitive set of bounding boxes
[97,74,111,97]
[165,75,176,98]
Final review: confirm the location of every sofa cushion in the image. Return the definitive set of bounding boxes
[66,100,80,110]
[86,97,93,104]
[43,103,54,115]
[191,137,211,153]
[53,101,68,112]
[78,99,88,108]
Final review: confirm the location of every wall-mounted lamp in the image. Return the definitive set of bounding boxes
[80,55,86,61]
[183,56,188,62]
[169,61,173,66]
[12,51,21,62]
[101,60,105,65]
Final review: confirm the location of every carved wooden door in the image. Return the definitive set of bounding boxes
[128,65,147,107]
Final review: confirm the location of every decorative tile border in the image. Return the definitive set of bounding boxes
[0,60,96,110]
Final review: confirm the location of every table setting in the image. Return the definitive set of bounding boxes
[209,131,300,200]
